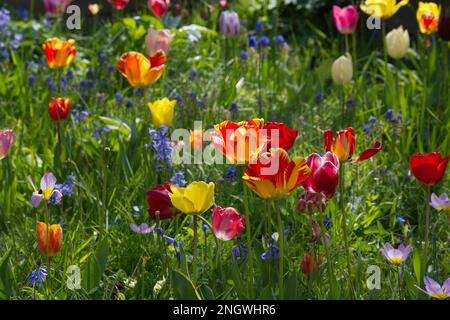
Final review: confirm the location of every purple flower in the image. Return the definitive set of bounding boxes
[248,35,257,48]
[170,171,186,187]
[27,261,47,285]
[380,242,412,265]
[430,193,450,211]
[416,277,450,299]
[28,173,63,208]
[130,223,156,234]
[220,11,240,37]
[149,125,173,167]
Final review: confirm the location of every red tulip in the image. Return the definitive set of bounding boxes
[147,182,178,220]
[211,207,245,241]
[300,252,322,274]
[263,122,298,152]
[148,0,170,17]
[301,152,339,199]
[109,0,129,10]
[48,97,71,122]
[410,152,449,186]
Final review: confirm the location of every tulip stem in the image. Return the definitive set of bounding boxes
[274,201,284,299]
[339,164,355,299]
[192,215,198,285]
[243,181,255,298]
[320,215,336,299]
[422,185,431,280]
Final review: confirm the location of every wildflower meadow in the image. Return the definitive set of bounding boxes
[0,0,449,304]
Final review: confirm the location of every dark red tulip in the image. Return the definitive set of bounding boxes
[410,152,449,186]
[264,122,298,152]
[147,182,178,220]
[48,97,71,122]
[211,207,245,241]
[301,152,339,199]
[300,252,322,274]
[438,16,450,41]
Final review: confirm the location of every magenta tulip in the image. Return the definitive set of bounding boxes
[332,5,359,35]
[301,152,339,199]
[211,207,245,241]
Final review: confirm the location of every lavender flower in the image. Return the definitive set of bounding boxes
[380,242,412,265]
[416,277,450,299]
[130,223,156,234]
[430,193,450,211]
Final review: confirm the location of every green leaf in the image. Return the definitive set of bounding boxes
[122,17,136,30]
[412,249,422,284]
[95,238,109,276]
[171,269,201,300]
[0,249,12,300]
[81,255,101,293]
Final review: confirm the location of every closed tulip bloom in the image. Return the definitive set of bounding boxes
[147,182,178,220]
[118,51,166,88]
[148,98,176,129]
[169,181,215,215]
[0,129,16,160]
[243,148,310,200]
[361,0,409,19]
[220,11,240,37]
[332,5,360,34]
[300,253,322,274]
[438,16,450,41]
[190,129,204,150]
[211,207,245,241]
[380,242,412,265]
[109,0,129,10]
[37,222,63,256]
[416,2,441,35]
[43,0,73,17]
[145,28,173,57]
[210,119,266,164]
[331,54,353,85]
[88,4,101,15]
[263,122,298,152]
[386,26,410,59]
[148,0,170,17]
[410,152,449,185]
[301,152,339,199]
[48,97,71,122]
[43,38,76,69]
[324,127,355,161]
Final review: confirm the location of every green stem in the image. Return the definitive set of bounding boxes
[274,201,284,299]
[320,215,336,299]
[192,215,198,285]
[243,180,254,298]
[422,186,431,278]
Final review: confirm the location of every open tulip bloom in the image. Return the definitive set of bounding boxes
[360,0,409,19]
[147,182,178,220]
[416,277,450,299]
[169,181,215,215]
[29,173,62,208]
[380,242,412,265]
[301,152,339,199]
[42,38,76,69]
[416,2,441,34]
[118,50,166,88]
[211,207,245,241]
[148,0,170,17]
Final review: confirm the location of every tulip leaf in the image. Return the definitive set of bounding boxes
[171,269,201,300]
[95,238,109,276]
[81,255,101,293]
[0,249,12,300]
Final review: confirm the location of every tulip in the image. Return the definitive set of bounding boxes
[416,277,450,299]
[360,0,409,19]
[109,0,129,10]
[148,98,176,129]
[37,222,63,256]
[301,152,339,199]
[88,4,101,15]
[29,173,63,208]
[118,51,166,88]
[243,148,310,200]
[416,2,441,35]
[0,129,16,160]
[385,26,410,59]
[296,192,327,213]
[42,38,76,69]
[310,220,321,242]
[210,119,266,164]
[332,5,360,35]
[43,0,73,17]
[147,182,178,220]
[438,16,450,41]
[148,0,170,17]
[263,122,298,152]
[211,207,245,241]
[48,97,71,122]
[410,152,449,186]
[190,129,204,150]
[300,252,322,274]
[429,193,450,212]
[331,54,353,85]
[219,11,240,37]
[169,181,215,215]
[380,242,412,265]
[145,28,173,57]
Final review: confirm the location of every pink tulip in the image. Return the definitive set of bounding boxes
[0,129,16,160]
[212,207,245,241]
[301,152,340,199]
[43,0,74,17]
[332,5,359,35]
[145,28,173,57]
[148,0,170,17]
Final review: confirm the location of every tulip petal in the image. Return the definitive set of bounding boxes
[354,141,382,162]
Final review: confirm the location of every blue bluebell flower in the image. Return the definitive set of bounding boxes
[276,35,286,47]
[316,92,324,104]
[230,101,238,113]
[202,222,209,232]
[28,75,35,86]
[55,174,75,197]
[225,167,237,181]
[396,216,406,225]
[324,216,332,229]
[190,68,198,78]
[0,8,10,33]
[149,125,173,167]
[385,108,394,122]
[239,50,248,60]
[16,8,28,21]
[261,245,279,260]
[86,68,94,79]
[126,99,133,108]
[170,171,186,187]
[259,36,270,48]
[115,92,124,103]
[368,116,377,124]
[363,125,371,135]
[347,96,354,107]
[255,20,264,35]
[249,35,257,48]
[27,261,47,285]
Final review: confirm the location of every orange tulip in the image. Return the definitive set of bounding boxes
[117,50,166,88]
[190,129,204,150]
[36,222,63,256]
[243,148,310,200]
[324,127,356,161]
[210,119,266,164]
[42,38,76,69]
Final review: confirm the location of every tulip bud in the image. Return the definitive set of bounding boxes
[386,26,410,59]
[0,129,16,160]
[332,5,359,35]
[220,11,240,37]
[37,222,63,256]
[331,54,353,85]
[88,4,101,15]
[300,253,322,274]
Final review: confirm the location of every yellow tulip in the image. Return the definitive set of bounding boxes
[416,2,441,34]
[148,98,176,128]
[331,54,353,85]
[169,181,215,215]
[361,0,409,19]
[386,26,410,59]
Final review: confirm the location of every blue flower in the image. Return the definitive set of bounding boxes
[27,261,47,286]
[55,174,75,197]
[396,216,406,225]
[324,216,332,229]
[315,92,324,104]
[16,8,28,21]
[149,125,173,168]
[385,108,394,122]
[230,101,238,113]
[225,167,237,181]
[249,35,257,48]
[347,97,354,107]
[259,36,270,48]
[232,242,248,260]
[261,245,279,260]
[0,8,10,33]
[255,20,264,35]
[363,125,371,135]
[115,92,124,103]
[239,50,248,60]
[276,35,286,47]
[368,116,377,124]
[190,68,198,78]
[202,222,209,232]
[170,171,187,187]
[28,75,35,86]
